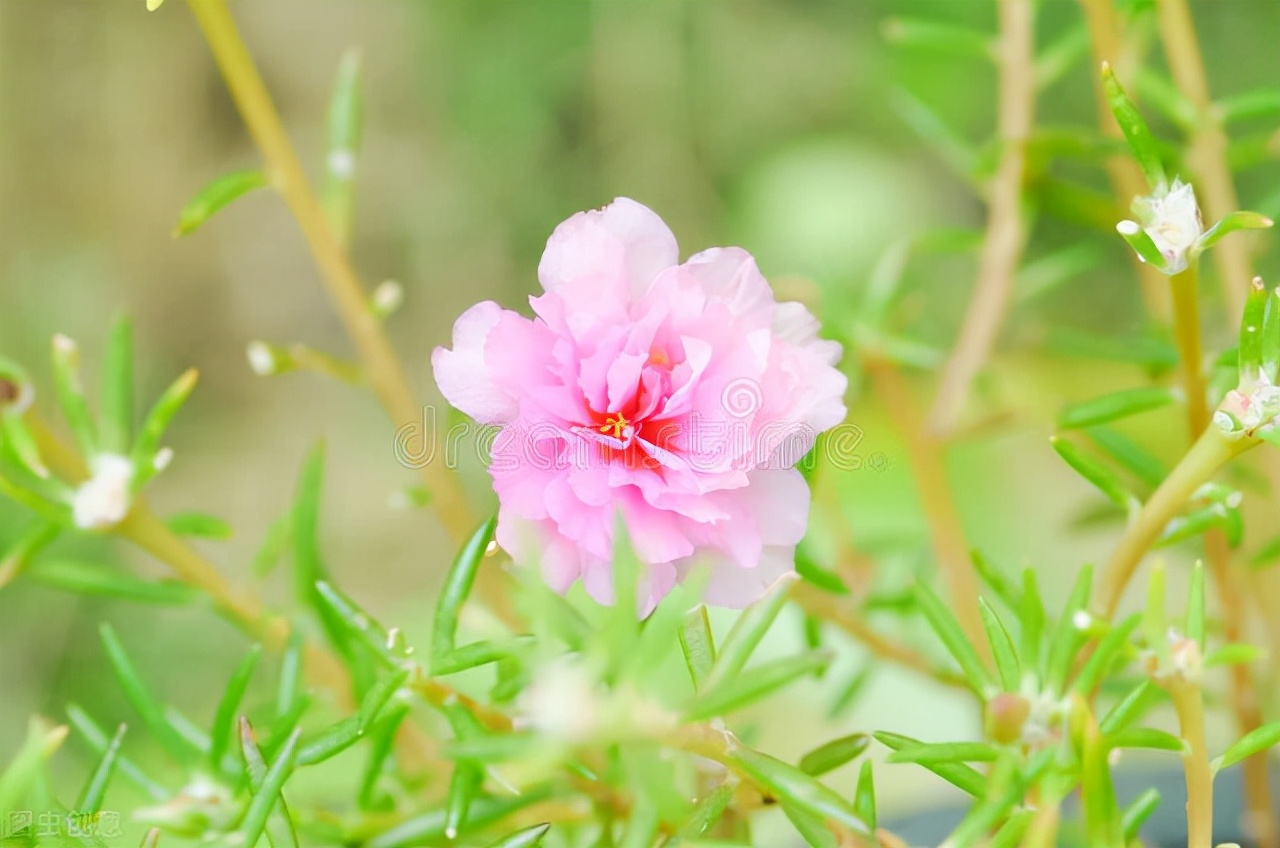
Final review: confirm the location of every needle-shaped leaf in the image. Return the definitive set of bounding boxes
[236,728,300,848]
[881,17,994,59]
[702,573,797,692]
[677,779,738,839]
[431,515,497,671]
[1100,681,1164,736]
[26,560,201,605]
[1073,613,1140,696]
[484,823,551,848]
[1085,427,1167,488]
[1195,211,1274,257]
[1203,642,1266,668]
[1058,386,1178,430]
[99,623,198,762]
[210,646,263,773]
[1121,788,1161,841]
[679,604,716,689]
[100,317,133,454]
[1106,727,1185,752]
[1019,569,1046,678]
[886,741,1000,766]
[872,732,985,797]
[1212,721,1280,773]
[914,582,995,695]
[174,170,268,237]
[970,551,1022,613]
[1186,561,1206,650]
[725,745,870,836]
[852,760,876,833]
[1044,565,1093,695]
[364,789,555,848]
[357,703,409,811]
[1239,277,1272,385]
[1081,702,1124,848]
[798,734,870,777]
[979,598,1021,692]
[238,718,299,848]
[1102,62,1166,188]
[131,368,198,488]
[166,511,233,541]
[50,335,98,459]
[66,704,165,801]
[296,669,406,765]
[686,651,831,721]
[322,49,363,248]
[1051,436,1138,514]
[74,722,126,813]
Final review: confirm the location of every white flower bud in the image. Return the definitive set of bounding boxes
[72,454,136,531]
[1123,179,1203,275]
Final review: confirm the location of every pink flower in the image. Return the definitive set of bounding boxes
[432,198,847,610]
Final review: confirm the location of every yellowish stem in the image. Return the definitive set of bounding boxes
[928,0,1034,435]
[184,0,474,541]
[1169,681,1214,848]
[1170,266,1209,437]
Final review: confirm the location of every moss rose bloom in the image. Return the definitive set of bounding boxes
[433,199,847,609]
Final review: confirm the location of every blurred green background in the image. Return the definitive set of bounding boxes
[1,0,1277,826]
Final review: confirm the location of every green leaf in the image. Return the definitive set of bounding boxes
[827,666,873,719]
[0,717,67,816]
[431,515,498,672]
[702,573,797,692]
[970,551,1022,613]
[677,779,738,838]
[322,49,363,247]
[66,704,166,801]
[1052,436,1139,513]
[209,645,263,773]
[253,512,293,578]
[1132,66,1198,132]
[1072,613,1140,695]
[725,745,870,836]
[891,89,979,179]
[1100,681,1164,736]
[74,722,126,813]
[1143,561,1167,653]
[296,669,407,765]
[1157,503,1242,549]
[431,637,534,676]
[0,410,51,481]
[872,732,985,797]
[50,335,98,459]
[99,623,198,762]
[100,317,134,454]
[945,751,1052,848]
[238,718,299,848]
[1186,561,1206,650]
[1058,386,1177,430]
[276,629,304,720]
[979,598,1021,692]
[1019,569,1046,678]
[1101,62,1166,188]
[988,811,1034,848]
[364,789,555,848]
[1106,727,1184,752]
[1085,427,1167,488]
[484,823,551,848]
[313,580,404,669]
[1239,277,1272,384]
[1216,87,1280,124]
[794,547,849,595]
[1204,642,1267,668]
[1116,220,1171,270]
[0,520,59,589]
[131,368,198,488]
[914,582,995,694]
[798,734,870,777]
[1033,22,1090,91]
[166,511,233,540]
[1044,565,1094,695]
[679,604,716,689]
[26,560,201,605]
[1263,287,1280,379]
[686,651,831,721]
[881,17,993,59]
[174,170,269,237]
[1195,211,1274,257]
[1082,708,1124,848]
[886,741,1000,766]
[444,762,484,840]
[1121,788,1161,841]
[236,728,300,848]
[358,703,409,811]
[780,804,838,848]
[852,760,876,833]
[1212,721,1280,773]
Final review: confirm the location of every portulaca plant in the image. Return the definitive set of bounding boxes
[1,3,1279,848]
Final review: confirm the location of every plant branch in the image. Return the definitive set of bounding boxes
[1168,681,1214,848]
[1077,0,1170,319]
[183,0,474,540]
[928,0,1034,435]
[1093,425,1254,619]
[1156,0,1249,317]
[1169,266,1209,436]
[864,357,988,663]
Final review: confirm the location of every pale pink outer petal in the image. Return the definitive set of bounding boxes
[679,247,776,323]
[538,198,679,301]
[431,301,518,424]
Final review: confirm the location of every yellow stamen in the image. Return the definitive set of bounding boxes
[599,414,629,439]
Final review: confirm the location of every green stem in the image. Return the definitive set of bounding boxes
[1094,426,1254,619]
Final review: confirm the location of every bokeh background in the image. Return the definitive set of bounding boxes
[1,0,1277,829]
